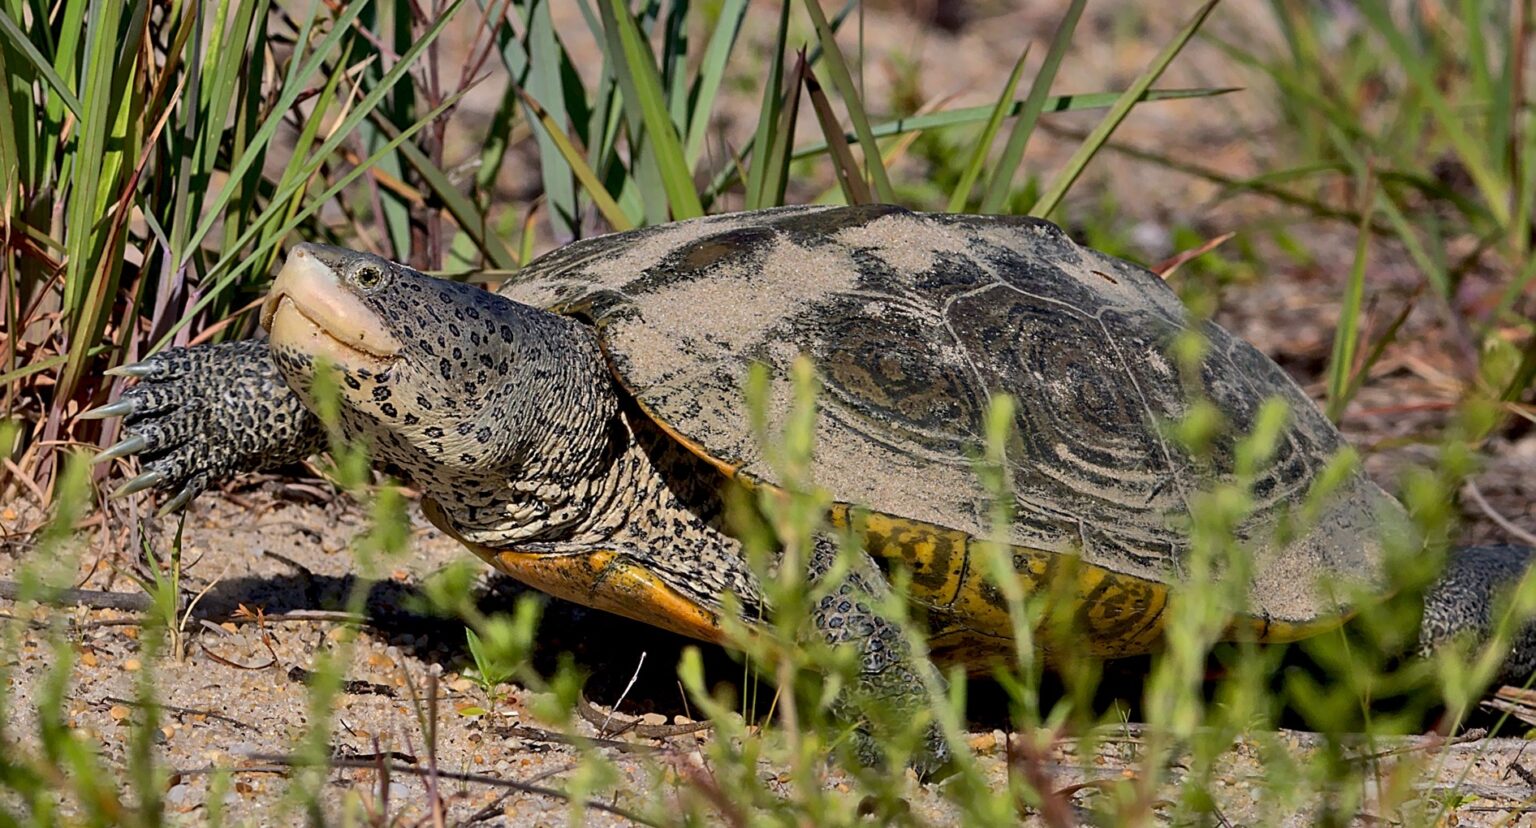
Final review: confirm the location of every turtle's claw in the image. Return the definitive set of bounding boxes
[105,362,157,379]
[77,399,136,421]
[93,434,149,465]
[85,340,324,513]
[156,479,202,516]
[112,469,164,499]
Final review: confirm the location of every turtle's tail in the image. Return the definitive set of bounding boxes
[1419,543,1536,686]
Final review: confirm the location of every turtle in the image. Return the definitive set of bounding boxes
[86,204,1536,771]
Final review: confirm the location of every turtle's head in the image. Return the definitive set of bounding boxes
[260,243,616,497]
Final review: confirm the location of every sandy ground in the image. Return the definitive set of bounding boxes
[7,0,1536,824]
[7,488,1536,827]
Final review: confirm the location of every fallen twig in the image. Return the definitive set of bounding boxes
[599,652,647,736]
[491,721,670,756]
[288,665,396,697]
[1351,728,1488,762]
[576,693,713,740]
[0,581,152,611]
[1463,480,1536,549]
[100,695,256,732]
[179,754,657,826]
[1151,232,1236,279]
[0,577,369,629]
[459,762,579,825]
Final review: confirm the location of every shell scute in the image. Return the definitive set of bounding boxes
[498,206,1403,649]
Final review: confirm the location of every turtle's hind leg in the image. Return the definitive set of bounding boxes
[807,535,951,777]
[1419,544,1536,685]
[84,340,324,512]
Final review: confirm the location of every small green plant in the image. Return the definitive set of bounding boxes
[1203,0,1536,408]
[461,623,525,716]
[0,0,484,502]
[17,1,1536,825]
[116,519,197,659]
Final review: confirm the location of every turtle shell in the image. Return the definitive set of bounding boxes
[497,205,1406,658]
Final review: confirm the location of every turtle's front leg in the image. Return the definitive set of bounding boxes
[807,536,951,776]
[83,339,324,512]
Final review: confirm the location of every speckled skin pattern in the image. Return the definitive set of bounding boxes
[1420,545,1536,685]
[104,339,325,503]
[501,204,1405,634]
[107,240,928,767]
[93,207,1536,752]
[267,244,767,620]
[808,535,949,771]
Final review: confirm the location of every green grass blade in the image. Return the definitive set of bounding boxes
[704,87,1235,204]
[0,2,40,209]
[475,79,521,193]
[1501,1,1530,255]
[1341,293,1415,410]
[178,0,374,266]
[0,9,84,120]
[522,0,580,240]
[1320,119,1453,299]
[804,63,869,205]
[801,0,894,203]
[981,0,1085,213]
[598,0,702,220]
[947,44,1030,212]
[163,3,207,266]
[198,0,262,185]
[46,0,89,158]
[1495,251,1536,333]
[1354,0,1510,226]
[0,33,18,222]
[60,0,146,401]
[809,88,1235,157]
[585,46,622,171]
[684,0,747,169]
[61,0,125,309]
[356,0,416,261]
[0,353,69,388]
[762,51,806,207]
[662,0,690,136]
[152,91,468,352]
[1510,100,1536,266]
[1325,195,1374,422]
[1462,0,1496,131]
[514,86,633,232]
[744,2,792,209]
[1030,0,1218,218]
[222,0,277,261]
[368,116,520,270]
[257,48,352,266]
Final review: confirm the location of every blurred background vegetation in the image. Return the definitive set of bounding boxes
[2,0,1531,507]
[3,0,1536,823]
[0,0,1239,506]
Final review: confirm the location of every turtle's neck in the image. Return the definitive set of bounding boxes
[423,391,766,616]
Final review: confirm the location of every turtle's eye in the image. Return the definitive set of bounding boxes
[355,266,383,290]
